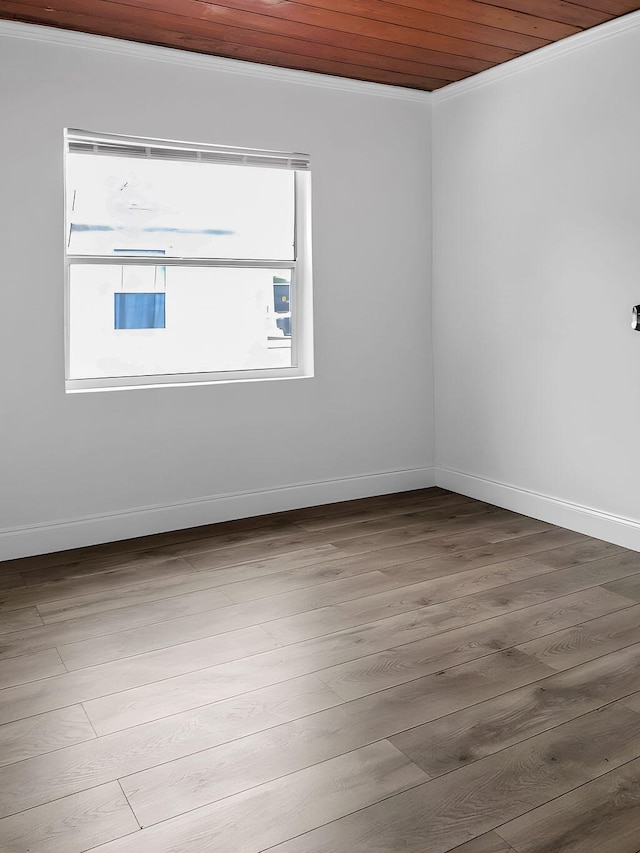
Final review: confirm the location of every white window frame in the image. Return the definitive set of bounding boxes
[64,129,313,393]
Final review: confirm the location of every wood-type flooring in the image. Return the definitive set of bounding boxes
[1,488,640,852]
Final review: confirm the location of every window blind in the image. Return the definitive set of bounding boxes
[66,129,310,171]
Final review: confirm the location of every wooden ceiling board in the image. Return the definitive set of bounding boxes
[1,0,639,90]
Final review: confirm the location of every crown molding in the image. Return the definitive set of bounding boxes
[0,20,432,104]
[434,9,640,103]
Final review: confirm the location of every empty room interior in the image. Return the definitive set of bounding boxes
[3,1,640,850]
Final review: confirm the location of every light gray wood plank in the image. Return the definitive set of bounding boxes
[619,689,640,713]
[0,674,340,818]
[448,835,515,853]
[97,742,428,850]
[384,536,623,587]
[57,570,402,670]
[203,552,402,604]
[295,494,492,532]
[19,550,195,586]
[0,648,65,690]
[0,624,278,725]
[80,573,601,735]
[82,582,631,733]
[0,574,25,592]
[320,503,513,546]
[219,523,561,606]
[184,540,342,571]
[264,703,640,853]
[0,557,196,613]
[388,529,589,577]
[36,547,356,624]
[518,602,640,670]
[0,782,139,852]
[85,593,510,733]
[3,543,341,616]
[12,515,301,583]
[0,608,43,635]
[2,491,638,853]
[121,649,551,828]
[0,705,96,766]
[263,552,582,646]
[496,750,640,853]
[603,572,640,601]
[334,515,554,558]
[0,581,236,662]
[322,515,552,560]
[520,537,627,570]
[390,640,640,777]
[317,587,631,701]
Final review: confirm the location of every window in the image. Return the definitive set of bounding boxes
[64,130,313,391]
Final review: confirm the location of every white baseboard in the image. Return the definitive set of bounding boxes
[0,466,436,561]
[436,467,640,553]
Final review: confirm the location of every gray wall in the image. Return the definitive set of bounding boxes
[0,25,434,558]
[433,18,640,547]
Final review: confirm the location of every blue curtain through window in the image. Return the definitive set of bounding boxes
[114,293,165,329]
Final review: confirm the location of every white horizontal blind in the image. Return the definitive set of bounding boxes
[66,129,310,171]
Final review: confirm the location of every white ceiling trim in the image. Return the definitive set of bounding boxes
[434,8,640,103]
[0,19,432,104]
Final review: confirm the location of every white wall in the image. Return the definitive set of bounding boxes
[0,24,434,558]
[433,16,640,549]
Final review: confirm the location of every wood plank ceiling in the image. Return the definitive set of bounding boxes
[1,0,640,91]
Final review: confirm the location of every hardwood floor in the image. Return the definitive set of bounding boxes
[1,489,640,852]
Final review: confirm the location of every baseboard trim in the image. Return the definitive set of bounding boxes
[436,467,640,553]
[0,466,436,560]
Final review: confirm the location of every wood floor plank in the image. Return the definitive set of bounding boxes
[0,557,197,613]
[2,543,341,615]
[15,551,637,726]
[0,624,278,726]
[35,545,375,625]
[262,548,608,646]
[496,756,640,852]
[0,782,139,852]
[6,514,301,579]
[380,530,596,583]
[389,640,640,777]
[0,674,341,819]
[293,492,484,532]
[519,537,625,570]
[324,515,553,558]
[517,602,640,670]
[13,539,337,604]
[81,585,630,735]
[0,648,65,690]
[316,587,631,702]
[317,503,513,545]
[603,571,640,601]
[258,532,635,642]
[166,501,495,563]
[619,689,640,714]
[0,582,236,662]
[14,548,201,590]
[0,705,96,766]
[264,703,640,853]
[0,574,24,592]
[184,538,344,571]
[448,836,515,853]
[120,649,552,828]
[2,549,352,660]
[0,608,43,634]
[2,489,640,853]
[97,741,428,850]
[209,552,401,604]
[57,570,400,670]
